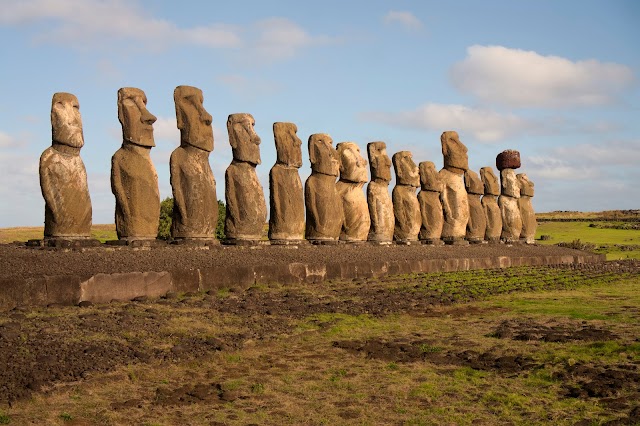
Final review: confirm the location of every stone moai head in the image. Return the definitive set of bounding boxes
[419,161,443,192]
[496,149,521,171]
[367,141,392,183]
[517,173,535,197]
[441,131,469,174]
[51,92,84,149]
[227,113,261,165]
[273,122,302,168]
[117,87,157,147]
[336,142,368,183]
[501,169,520,198]
[393,151,419,187]
[464,169,484,195]
[309,133,339,176]
[174,85,213,152]
[480,167,500,196]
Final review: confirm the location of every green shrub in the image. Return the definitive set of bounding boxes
[156,197,226,240]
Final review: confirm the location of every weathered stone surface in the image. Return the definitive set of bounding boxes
[499,169,522,242]
[480,167,502,241]
[170,86,217,239]
[39,92,92,239]
[439,131,470,242]
[366,142,394,243]
[111,87,160,240]
[336,142,370,241]
[269,122,305,241]
[225,113,267,242]
[464,169,487,242]
[496,149,521,171]
[418,161,444,242]
[517,173,537,244]
[305,133,342,241]
[392,151,420,242]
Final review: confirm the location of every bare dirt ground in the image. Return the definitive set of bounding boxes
[1,242,596,279]
[0,260,638,425]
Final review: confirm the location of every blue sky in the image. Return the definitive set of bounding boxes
[0,0,638,227]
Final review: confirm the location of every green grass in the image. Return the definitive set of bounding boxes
[0,224,117,244]
[536,221,640,260]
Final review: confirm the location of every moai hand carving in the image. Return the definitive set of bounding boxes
[170,85,217,241]
[418,161,444,245]
[517,173,536,244]
[366,142,394,243]
[269,122,305,243]
[39,92,92,241]
[497,150,522,243]
[392,151,420,243]
[111,87,160,240]
[480,166,502,242]
[464,169,487,243]
[305,133,342,242]
[336,142,370,242]
[224,113,267,243]
[438,131,470,244]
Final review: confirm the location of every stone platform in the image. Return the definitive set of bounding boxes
[0,243,604,311]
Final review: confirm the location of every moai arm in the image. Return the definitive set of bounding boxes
[169,154,187,222]
[110,156,130,220]
[440,186,452,221]
[224,169,240,225]
[39,155,60,222]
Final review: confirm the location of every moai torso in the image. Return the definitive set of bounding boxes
[480,167,502,241]
[366,142,394,243]
[418,161,444,242]
[305,133,342,241]
[518,173,536,244]
[224,113,267,242]
[269,122,305,241]
[39,93,92,238]
[392,151,420,242]
[170,86,217,239]
[439,131,470,242]
[464,169,487,243]
[336,142,370,241]
[497,150,522,242]
[111,87,160,240]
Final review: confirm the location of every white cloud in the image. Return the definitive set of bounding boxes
[527,156,600,180]
[0,0,239,50]
[383,11,423,31]
[450,45,635,108]
[152,117,179,143]
[551,140,640,166]
[0,131,17,148]
[361,103,531,142]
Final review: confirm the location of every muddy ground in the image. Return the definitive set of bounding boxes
[0,260,638,425]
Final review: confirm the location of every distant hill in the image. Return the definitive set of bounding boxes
[536,210,640,221]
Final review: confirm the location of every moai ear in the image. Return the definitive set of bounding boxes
[309,139,318,165]
[174,88,184,130]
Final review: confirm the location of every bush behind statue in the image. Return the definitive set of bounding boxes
[157,197,225,240]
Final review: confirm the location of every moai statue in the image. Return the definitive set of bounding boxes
[111,87,160,241]
[496,149,522,243]
[224,113,267,244]
[268,122,305,243]
[366,142,394,243]
[336,142,370,242]
[517,173,537,244]
[480,167,502,243]
[170,85,217,242]
[438,131,470,244]
[39,92,93,244]
[305,133,342,243]
[417,161,444,245]
[392,151,420,243]
[464,169,487,244]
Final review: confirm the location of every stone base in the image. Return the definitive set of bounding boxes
[443,237,469,246]
[171,238,219,247]
[105,239,167,248]
[520,237,536,245]
[395,240,421,246]
[485,237,502,245]
[339,239,367,245]
[368,240,393,246]
[222,239,270,246]
[308,239,340,246]
[466,238,487,245]
[269,239,309,246]
[36,238,102,249]
[502,238,524,245]
[421,239,445,246]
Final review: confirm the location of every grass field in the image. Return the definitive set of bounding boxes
[0,224,117,244]
[535,221,640,260]
[0,265,638,425]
